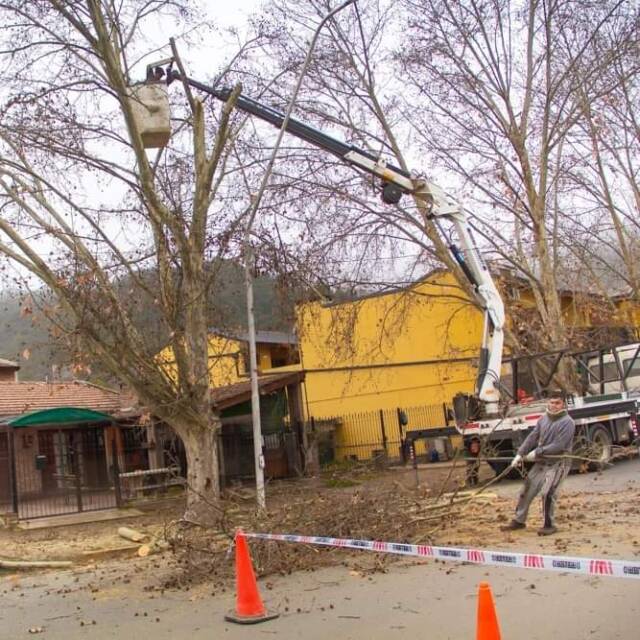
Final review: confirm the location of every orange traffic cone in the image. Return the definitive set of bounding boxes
[225,530,279,624]
[476,582,501,640]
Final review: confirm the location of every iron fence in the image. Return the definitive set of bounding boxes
[308,402,451,465]
[11,425,117,520]
[0,424,171,520]
[156,421,303,487]
[218,427,302,483]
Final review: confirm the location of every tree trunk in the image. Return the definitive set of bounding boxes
[178,415,221,514]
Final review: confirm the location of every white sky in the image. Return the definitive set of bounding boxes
[205,1,265,26]
[0,1,492,293]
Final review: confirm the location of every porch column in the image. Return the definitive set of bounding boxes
[146,422,163,469]
[287,382,310,474]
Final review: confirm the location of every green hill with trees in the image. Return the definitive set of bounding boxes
[0,260,298,381]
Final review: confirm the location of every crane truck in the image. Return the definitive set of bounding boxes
[142,61,639,476]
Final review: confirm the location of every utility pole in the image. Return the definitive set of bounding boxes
[244,222,266,511]
[241,0,356,512]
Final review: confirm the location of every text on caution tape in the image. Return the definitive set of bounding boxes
[243,532,640,580]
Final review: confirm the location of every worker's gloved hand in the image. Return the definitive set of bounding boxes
[510,454,523,468]
[524,450,537,462]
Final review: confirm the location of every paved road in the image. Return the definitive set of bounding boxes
[1,458,638,639]
[492,455,640,498]
[2,553,639,639]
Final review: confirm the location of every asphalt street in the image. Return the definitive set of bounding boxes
[1,458,638,639]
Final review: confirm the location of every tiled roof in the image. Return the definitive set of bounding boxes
[0,381,123,420]
[212,371,304,410]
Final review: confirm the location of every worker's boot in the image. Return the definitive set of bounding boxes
[500,520,526,531]
[537,525,558,536]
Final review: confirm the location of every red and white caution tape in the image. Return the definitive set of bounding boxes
[244,532,640,580]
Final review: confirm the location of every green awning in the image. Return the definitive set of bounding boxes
[5,407,114,428]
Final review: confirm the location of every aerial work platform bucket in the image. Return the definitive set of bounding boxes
[127,82,171,149]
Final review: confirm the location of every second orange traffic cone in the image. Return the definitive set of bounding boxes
[476,581,501,640]
[225,530,279,625]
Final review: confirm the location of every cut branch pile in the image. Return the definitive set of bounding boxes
[162,447,639,590]
[162,462,501,589]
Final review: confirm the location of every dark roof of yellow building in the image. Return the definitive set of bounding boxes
[211,370,304,410]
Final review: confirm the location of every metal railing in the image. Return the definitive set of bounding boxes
[308,402,451,465]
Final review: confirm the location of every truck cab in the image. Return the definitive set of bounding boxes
[586,343,640,395]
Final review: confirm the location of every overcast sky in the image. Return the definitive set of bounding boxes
[206,0,265,27]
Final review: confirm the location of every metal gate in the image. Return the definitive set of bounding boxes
[12,426,117,520]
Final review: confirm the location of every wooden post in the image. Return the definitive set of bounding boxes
[379,410,388,455]
[146,421,163,469]
[112,438,122,508]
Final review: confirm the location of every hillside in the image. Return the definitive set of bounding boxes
[0,261,297,381]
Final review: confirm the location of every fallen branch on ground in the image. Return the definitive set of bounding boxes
[0,559,73,569]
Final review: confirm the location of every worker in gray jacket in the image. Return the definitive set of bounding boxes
[501,395,575,536]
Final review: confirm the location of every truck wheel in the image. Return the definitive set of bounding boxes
[588,424,612,471]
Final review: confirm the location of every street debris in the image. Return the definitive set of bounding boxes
[137,539,170,558]
[162,461,507,587]
[0,559,73,569]
[160,457,640,591]
[118,527,148,543]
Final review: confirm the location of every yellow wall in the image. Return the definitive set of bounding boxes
[157,335,276,388]
[293,272,640,461]
[297,272,482,419]
[613,299,640,328]
[206,335,246,386]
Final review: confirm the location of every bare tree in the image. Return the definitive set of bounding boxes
[0,1,263,511]
[563,7,640,311]
[228,1,485,303]
[396,0,636,359]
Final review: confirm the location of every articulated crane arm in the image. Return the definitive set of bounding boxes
[158,68,505,415]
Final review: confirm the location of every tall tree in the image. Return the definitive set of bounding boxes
[564,7,640,311]
[397,0,635,357]
[0,1,257,511]
[231,0,482,300]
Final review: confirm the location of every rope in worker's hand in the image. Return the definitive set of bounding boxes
[460,444,638,504]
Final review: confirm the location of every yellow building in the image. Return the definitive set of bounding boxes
[295,271,481,419]
[280,271,480,461]
[496,268,640,348]
[280,268,640,462]
[157,329,299,388]
[156,329,304,479]
[156,273,639,466]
